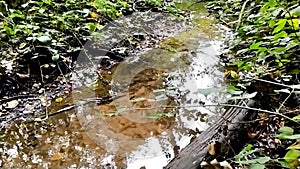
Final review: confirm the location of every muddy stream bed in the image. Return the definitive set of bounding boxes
[0,4,232,169]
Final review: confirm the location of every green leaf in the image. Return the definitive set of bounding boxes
[235,144,258,161]
[250,42,262,50]
[292,115,300,121]
[237,156,270,166]
[226,85,239,91]
[279,126,294,135]
[9,11,25,19]
[258,47,267,52]
[277,134,300,140]
[4,26,15,35]
[272,47,286,54]
[272,19,286,34]
[52,54,60,61]
[237,159,258,164]
[256,157,271,164]
[284,149,300,163]
[250,164,265,169]
[87,23,96,32]
[274,31,287,39]
[281,59,290,63]
[225,86,243,95]
[268,19,276,28]
[42,0,52,5]
[276,160,290,168]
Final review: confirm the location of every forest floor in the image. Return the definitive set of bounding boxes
[0,0,299,169]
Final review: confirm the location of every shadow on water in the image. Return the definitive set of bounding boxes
[0,2,232,169]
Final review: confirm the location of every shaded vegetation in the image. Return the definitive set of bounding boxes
[206,0,300,168]
[207,0,300,79]
[0,0,180,96]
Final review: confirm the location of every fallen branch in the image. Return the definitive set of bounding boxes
[164,99,255,169]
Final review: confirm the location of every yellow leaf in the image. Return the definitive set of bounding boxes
[91,12,99,19]
[230,70,239,79]
[288,160,299,169]
[288,142,300,150]
[292,19,299,30]
[51,153,64,161]
[96,24,104,30]
[55,97,63,103]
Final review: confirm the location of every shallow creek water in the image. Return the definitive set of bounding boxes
[0,4,231,169]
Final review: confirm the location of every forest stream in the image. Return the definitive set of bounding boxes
[0,3,232,169]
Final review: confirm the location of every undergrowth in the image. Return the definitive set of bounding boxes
[0,0,180,96]
[206,0,300,168]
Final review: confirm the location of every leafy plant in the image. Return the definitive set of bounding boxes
[275,126,300,168]
[207,0,300,78]
[207,0,300,169]
[234,144,271,169]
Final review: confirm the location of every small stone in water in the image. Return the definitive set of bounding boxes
[6,100,19,109]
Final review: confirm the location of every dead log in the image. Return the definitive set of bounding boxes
[165,99,255,169]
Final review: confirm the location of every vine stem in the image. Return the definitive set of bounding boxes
[235,0,250,31]
[41,98,299,124]
[121,103,297,123]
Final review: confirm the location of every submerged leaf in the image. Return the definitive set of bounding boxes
[196,87,224,96]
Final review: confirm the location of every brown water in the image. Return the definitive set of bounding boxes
[0,3,231,169]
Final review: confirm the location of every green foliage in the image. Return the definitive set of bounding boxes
[92,0,131,18]
[234,144,271,169]
[277,126,300,140]
[207,0,300,77]
[234,127,300,168]
[1,0,99,64]
[145,0,162,7]
[207,1,300,169]
[0,0,181,79]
